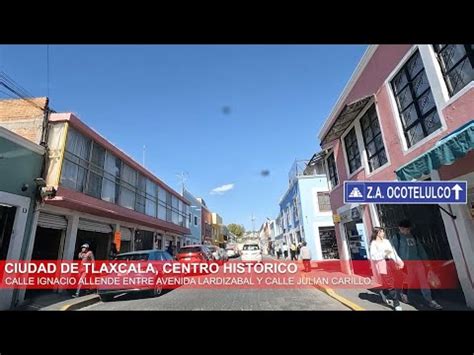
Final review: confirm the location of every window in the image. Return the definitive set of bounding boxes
[102,152,120,203]
[86,142,105,198]
[177,200,184,226]
[194,216,198,226]
[343,127,361,173]
[145,178,157,217]
[326,153,339,188]
[157,187,167,221]
[135,174,146,214]
[360,105,387,171]
[166,191,172,222]
[179,200,190,228]
[293,199,299,222]
[391,50,441,147]
[118,163,136,210]
[172,195,179,225]
[60,128,91,192]
[433,45,474,96]
[317,192,331,212]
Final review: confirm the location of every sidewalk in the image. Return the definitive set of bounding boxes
[15,292,100,311]
[309,270,470,311]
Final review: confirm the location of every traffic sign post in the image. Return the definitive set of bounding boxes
[344,181,468,204]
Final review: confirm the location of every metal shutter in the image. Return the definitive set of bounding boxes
[37,213,68,230]
[78,219,113,234]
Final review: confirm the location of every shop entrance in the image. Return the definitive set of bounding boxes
[377,204,452,260]
[134,230,154,251]
[75,230,111,260]
[377,203,464,304]
[343,219,370,276]
[26,226,63,299]
[319,226,339,259]
[0,204,16,260]
[31,227,63,260]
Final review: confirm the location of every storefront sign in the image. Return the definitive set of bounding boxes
[344,181,468,204]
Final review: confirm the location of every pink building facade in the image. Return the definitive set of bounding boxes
[318,45,474,308]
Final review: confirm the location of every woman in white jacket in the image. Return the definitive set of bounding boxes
[370,227,404,311]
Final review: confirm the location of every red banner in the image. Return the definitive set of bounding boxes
[0,260,459,290]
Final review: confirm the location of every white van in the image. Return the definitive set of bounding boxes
[241,244,262,262]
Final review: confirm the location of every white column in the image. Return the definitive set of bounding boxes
[16,207,40,307]
[338,223,352,275]
[161,234,166,250]
[431,170,474,308]
[62,215,79,260]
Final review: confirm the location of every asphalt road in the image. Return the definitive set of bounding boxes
[82,255,349,310]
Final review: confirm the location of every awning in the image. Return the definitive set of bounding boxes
[321,95,373,146]
[303,150,327,175]
[396,120,474,181]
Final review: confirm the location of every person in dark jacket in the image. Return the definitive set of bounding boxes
[391,219,442,310]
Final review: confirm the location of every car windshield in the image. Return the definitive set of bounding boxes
[178,247,202,253]
[116,253,149,261]
[243,245,259,251]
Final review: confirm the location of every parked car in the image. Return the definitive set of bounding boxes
[226,245,239,258]
[241,244,262,263]
[218,248,229,263]
[98,249,173,302]
[207,245,220,261]
[176,245,213,263]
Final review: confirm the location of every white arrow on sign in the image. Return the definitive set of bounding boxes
[452,184,463,200]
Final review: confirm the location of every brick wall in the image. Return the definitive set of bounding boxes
[0,97,48,144]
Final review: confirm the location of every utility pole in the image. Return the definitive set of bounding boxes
[142,145,146,167]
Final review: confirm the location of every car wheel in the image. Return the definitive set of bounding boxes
[100,294,113,302]
[152,281,163,297]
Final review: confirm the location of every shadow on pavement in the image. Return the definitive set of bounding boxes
[358,291,393,309]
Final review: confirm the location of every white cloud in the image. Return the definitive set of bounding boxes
[210,183,235,195]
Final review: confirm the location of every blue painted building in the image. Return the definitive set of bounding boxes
[181,188,202,246]
[276,156,338,261]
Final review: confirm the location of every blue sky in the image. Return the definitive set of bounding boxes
[0,45,366,230]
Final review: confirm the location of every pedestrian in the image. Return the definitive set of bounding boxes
[167,243,175,258]
[300,242,312,272]
[296,243,302,259]
[370,227,404,311]
[391,219,443,310]
[290,242,297,261]
[73,243,95,298]
[282,243,288,259]
[277,247,282,259]
[109,242,118,260]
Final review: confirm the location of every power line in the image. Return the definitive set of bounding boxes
[0,71,47,112]
[0,71,34,98]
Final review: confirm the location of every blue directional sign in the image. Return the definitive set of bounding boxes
[344,181,467,204]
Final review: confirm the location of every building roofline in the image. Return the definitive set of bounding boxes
[49,112,189,205]
[317,45,378,141]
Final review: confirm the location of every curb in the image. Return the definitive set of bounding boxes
[60,295,100,311]
[40,294,101,311]
[314,285,366,311]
